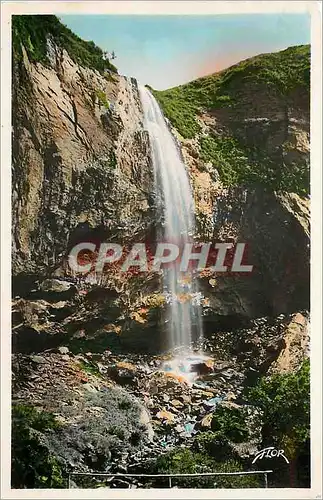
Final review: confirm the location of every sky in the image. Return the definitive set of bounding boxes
[59,14,311,90]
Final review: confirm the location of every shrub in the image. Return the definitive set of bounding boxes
[12,388,150,488]
[95,89,110,109]
[45,388,149,472]
[246,359,310,487]
[11,404,65,488]
[247,358,310,455]
[210,406,250,443]
[151,88,201,139]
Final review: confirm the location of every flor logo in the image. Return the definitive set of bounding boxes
[252,446,289,464]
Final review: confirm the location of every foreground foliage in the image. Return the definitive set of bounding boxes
[247,358,310,460]
[153,449,261,488]
[12,387,150,488]
[11,404,65,488]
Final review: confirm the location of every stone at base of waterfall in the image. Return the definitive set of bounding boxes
[30,355,47,364]
[184,422,195,436]
[148,371,190,393]
[83,382,98,393]
[190,359,214,376]
[175,424,185,434]
[156,409,176,422]
[226,391,237,401]
[139,408,154,441]
[180,394,192,404]
[203,397,223,410]
[50,301,67,309]
[58,346,69,355]
[201,390,216,398]
[200,413,213,428]
[171,399,184,408]
[107,361,138,386]
[40,279,75,293]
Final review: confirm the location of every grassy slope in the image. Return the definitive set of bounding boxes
[12,15,118,74]
[153,45,310,195]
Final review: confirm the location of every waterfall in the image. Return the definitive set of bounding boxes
[139,85,203,352]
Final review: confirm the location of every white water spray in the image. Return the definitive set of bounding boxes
[140,86,203,353]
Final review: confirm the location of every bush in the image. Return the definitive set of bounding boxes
[11,404,65,488]
[247,359,310,487]
[151,88,201,139]
[12,388,150,488]
[247,358,310,456]
[43,388,149,473]
[210,406,250,443]
[95,89,110,109]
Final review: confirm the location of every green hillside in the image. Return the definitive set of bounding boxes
[153,45,310,195]
[153,45,310,139]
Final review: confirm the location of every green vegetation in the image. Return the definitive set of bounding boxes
[149,404,260,487]
[12,15,117,73]
[247,358,310,460]
[200,134,255,186]
[151,88,201,138]
[67,329,123,355]
[11,404,65,488]
[199,134,309,195]
[153,45,310,139]
[95,89,110,109]
[78,359,103,377]
[12,389,149,488]
[210,405,250,443]
[152,448,261,488]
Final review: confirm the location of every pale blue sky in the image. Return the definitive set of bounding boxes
[60,14,310,90]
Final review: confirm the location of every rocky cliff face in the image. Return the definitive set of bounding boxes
[198,187,310,325]
[12,42,154,281]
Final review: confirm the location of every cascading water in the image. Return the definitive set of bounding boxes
[139,85,204,356]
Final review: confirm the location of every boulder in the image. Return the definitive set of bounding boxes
[40,279,74,293]
[190,359,214,376]
[200,413,213,429]
[107,362,138,387]
[139,408,154,441]
[57,346,69,355]
[156,409,176,423]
